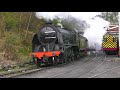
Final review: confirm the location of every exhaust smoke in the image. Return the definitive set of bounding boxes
[36,12,110,50]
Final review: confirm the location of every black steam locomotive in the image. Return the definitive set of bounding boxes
[30,22,88,67]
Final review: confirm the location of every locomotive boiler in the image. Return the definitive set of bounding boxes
[30,21,88,67]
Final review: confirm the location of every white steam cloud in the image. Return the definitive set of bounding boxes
[84,17,110,50]
[36,12,110,50]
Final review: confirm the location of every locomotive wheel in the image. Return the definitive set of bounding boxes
[71,56,74,61]
[52,57,58,66]
[74,54,78,60]
[44,62,49,66]
[104,51,108,55]
[68,50,72,62]
[77,53,80,59]
[67,56,70,62]
[71,50,74,61]
[68,55,72,62]
[36,58,41,67]
[59,53,64,64]
[32,57,36,64]
[59,53,67,64]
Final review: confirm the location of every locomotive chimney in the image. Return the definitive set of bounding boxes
[45,19,53,24]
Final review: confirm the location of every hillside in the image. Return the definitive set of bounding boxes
[0,12,45,66]
[0,31,33,66]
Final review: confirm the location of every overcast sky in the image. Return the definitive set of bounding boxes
[36,12,102,21]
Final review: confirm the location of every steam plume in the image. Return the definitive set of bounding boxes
[36,12,110,50]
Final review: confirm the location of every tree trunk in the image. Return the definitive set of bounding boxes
[25,12,32,39]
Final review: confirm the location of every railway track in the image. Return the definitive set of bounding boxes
[3,51,120,78]
[49,53,120,78]
[78,56,106,78]
[88,65,120,78]
[9,52,102,78]
[2,54,93,78]
[1,66,54,78]
[82,55,120,78]
[49,52,103,78]
[76,54,119,78]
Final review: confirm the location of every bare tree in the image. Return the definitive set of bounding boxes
[101,12,118,24]
[25,12,33,39]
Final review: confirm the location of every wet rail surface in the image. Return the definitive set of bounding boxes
[13,51,120,78]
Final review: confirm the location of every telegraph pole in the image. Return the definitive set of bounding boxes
[119,12,120,56]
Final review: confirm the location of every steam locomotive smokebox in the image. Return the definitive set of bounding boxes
[45,20,53,24]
